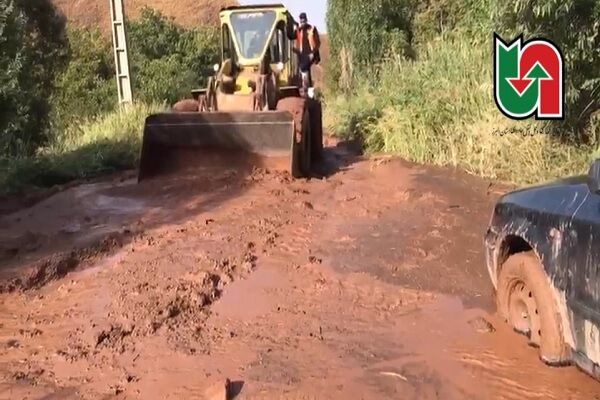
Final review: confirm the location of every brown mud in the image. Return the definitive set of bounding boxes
[52,0,237,33]
[0,143,598,399]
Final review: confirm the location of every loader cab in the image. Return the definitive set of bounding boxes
[217,5,300,94]
[266,20,297,85]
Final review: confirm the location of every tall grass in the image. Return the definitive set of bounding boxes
[325,36,597,184]
[0,102,166,194]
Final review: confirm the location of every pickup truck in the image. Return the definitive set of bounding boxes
[485,159,600,380]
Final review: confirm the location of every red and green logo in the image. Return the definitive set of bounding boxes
[493,33,564,120]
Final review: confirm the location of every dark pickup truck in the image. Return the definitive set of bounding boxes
[485,159,600,379]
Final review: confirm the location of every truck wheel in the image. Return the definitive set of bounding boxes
[496,251,570,365]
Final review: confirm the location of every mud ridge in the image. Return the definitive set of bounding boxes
[87,244,258,356]
[0,229,137,293]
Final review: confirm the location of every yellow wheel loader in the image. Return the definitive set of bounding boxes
[137,4,324,182]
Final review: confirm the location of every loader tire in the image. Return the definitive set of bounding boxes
[276,97,312,177]
[308,98,324,161]
[300,105,312,175]
[263,73,278,110]
[172,98,199,112]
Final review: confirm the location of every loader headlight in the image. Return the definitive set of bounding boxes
[213,63,220,72]
[307,87,315,98]
[276,62,284,72]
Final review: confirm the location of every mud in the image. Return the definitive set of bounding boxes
[52,0,237,33]
[139,147,293,183]
[0,143,598,399]
[276,97,306,143]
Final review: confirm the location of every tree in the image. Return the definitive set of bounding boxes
[126,7,220,105]
[50,27,116,131]
[326,0,416,92]
[0,0,68,158]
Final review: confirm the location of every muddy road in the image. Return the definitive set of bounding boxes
[0,143,598,399]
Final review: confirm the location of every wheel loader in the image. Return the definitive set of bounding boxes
[137,4,323,182]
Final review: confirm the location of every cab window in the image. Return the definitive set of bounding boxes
[269,21,288,63]
[222,24,234,61]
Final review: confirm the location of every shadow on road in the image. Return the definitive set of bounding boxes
[311,138,363,178]
[0,139,361,291]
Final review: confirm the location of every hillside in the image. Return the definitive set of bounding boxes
[52,0,237,30]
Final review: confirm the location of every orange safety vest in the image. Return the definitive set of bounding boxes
[295,26,319,53]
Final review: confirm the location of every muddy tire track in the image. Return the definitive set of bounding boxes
[0,153,598,399]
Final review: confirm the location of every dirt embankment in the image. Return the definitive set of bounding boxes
[0,143,598,399]
[52,0,237,32]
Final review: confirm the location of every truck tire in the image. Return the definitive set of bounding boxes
[496,250,571,365]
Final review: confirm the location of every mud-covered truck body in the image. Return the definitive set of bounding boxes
[485,159,600,379]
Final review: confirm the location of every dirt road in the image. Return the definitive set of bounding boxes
[0,143,598,399]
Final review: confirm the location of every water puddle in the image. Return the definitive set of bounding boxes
[212,265,287,321]
[91,194,146,214]
[371,294,600,399]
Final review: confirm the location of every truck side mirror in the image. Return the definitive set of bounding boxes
[587,159,600,193]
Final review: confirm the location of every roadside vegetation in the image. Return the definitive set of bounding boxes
[0,103,165,193]
[325,0,600,184]
[0,2,218,195]
[2,0,599,194]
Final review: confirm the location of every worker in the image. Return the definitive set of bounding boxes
[292,12,321,88]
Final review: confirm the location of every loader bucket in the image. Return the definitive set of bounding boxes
[137,111,297,182]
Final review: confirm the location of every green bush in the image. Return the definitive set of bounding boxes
[50,7,220,130]
[0,6,221,194]
[0,1,27,157]
[325,0,490,91]
[0,0,68,158]
[325,36,595,184]
[0,102,166,194]
[50,27,116,132]
[412,0,491,45]
[127,7,219,105]
[326,0,416,91]
[324,0,600,184]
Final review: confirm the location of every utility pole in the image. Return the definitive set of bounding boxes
[109,0,133,105]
